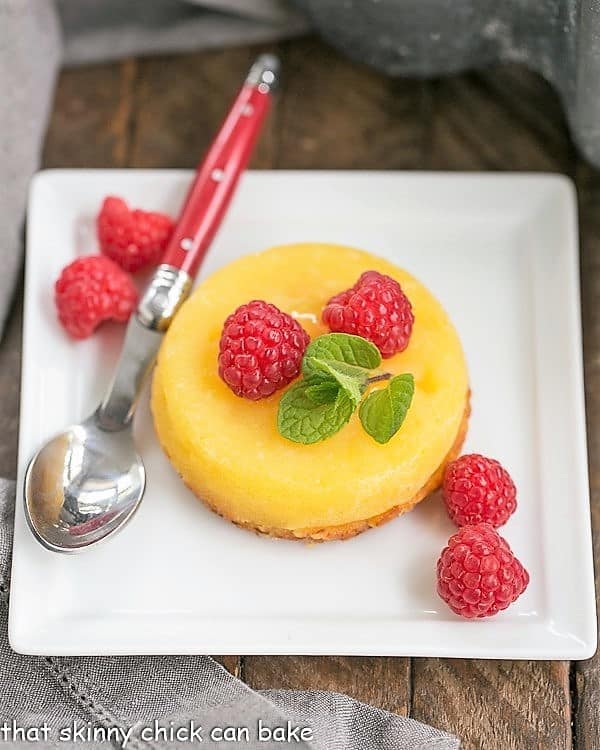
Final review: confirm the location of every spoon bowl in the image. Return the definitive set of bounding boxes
[24,415,145,552]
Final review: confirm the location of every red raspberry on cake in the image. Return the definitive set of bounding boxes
[55,255,138,339]
[437,523,529,619]
[322,270,414,358]
[218,300,310,400]
[443,453,517,528]
[97,196,174,272]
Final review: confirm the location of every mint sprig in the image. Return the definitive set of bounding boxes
[302,333,381,376]
[359,374,415,444]
[305,359,368,408]
[304,379,339,405]
[277,333,415,445]
[277,377,354,444]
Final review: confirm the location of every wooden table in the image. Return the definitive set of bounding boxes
[1,37,598,750]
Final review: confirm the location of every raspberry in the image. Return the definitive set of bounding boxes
[443,454,517,528]
[437,523,529,618]
[55,256,138,339]
[218,300,310,400]
[322,271,414,358]
[97,196,174,272]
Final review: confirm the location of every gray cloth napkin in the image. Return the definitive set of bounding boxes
[0,0,61,336]
[0,1,460,747]
[0,478,459,748]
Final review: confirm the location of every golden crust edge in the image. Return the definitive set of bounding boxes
[153,386,471,543]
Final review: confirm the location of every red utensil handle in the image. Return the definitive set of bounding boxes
[162,55,279,277]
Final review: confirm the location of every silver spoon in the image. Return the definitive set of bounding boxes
[24,54,279,552]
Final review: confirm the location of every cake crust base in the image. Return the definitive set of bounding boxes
[156,395,470,543]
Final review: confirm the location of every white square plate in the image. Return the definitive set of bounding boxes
[9,170,597,658]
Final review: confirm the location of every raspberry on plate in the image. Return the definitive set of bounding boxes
[55,255,138,339]
[443,453,517,528]
[218,300,310,400]
[322,270,414,358]
[437,522,529,619]
[97,196,174,272]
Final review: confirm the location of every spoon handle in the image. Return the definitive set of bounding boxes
[96,55,278,430]
[162,53,279,277]
[135,54,279,334]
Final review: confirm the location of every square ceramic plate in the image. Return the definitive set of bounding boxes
[9,170,597,658]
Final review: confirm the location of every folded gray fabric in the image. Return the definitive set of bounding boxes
[59,0,308,66]
[0,0,61,337]
[0,479,459,749]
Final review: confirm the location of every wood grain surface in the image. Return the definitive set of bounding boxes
[1,37,596,749]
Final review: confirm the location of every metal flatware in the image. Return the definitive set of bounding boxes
[24,54,280,552]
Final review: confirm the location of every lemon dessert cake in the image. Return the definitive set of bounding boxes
[152,243,469,540]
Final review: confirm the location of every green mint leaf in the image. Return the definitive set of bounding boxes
[304,379,340,405]
[277,377,354,444]
[302,333,381,377]
[305,358,368,407]
[359,374,415,444]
